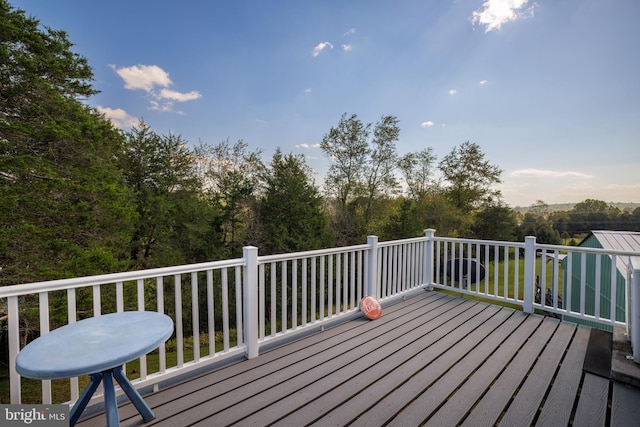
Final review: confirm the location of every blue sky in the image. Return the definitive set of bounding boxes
[12,0,640,207]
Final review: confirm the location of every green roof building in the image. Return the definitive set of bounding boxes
[562,231,640,330]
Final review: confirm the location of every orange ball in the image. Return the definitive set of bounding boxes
[361,296,382,320]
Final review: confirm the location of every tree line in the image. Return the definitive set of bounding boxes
[518,199,640,245]
[1,1,639,287]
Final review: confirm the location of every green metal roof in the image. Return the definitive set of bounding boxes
[582,230,640,275]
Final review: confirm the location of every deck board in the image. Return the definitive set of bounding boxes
[180,294,467,426]
[75,291,640,427]
[611,381,640,425]
[344,303,504,427]
[461,316,559,426]
[110,294,435,422]
[498,321,576,426]
[535,325,591,427]
[381,307,519,426]
[263,302,499,426]
[573,372,609,427]
[424,313,543,426]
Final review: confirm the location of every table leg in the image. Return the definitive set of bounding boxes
[70,373,103,427]
[102,370,120,427]
[112,365,156,422]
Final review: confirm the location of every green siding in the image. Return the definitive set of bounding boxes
[561,235,626,330]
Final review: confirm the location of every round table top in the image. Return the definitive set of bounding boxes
[16,311,174,380]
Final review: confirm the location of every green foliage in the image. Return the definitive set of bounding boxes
[473,202,518,241]
[548,199,639,235]
[0,1,133,284]
[194,139,263,258]
[320,113,370,206]
[120,121,223,268]
[320,113,400,245]
[259,149,333,253]
[438,141,503,212]
[398,148,438,200]
[380,198,424,240]
[517,212,561,244]
[0,1,96,117]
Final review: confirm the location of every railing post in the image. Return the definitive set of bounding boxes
[630,258,640,363]
[424,229,436,290]
[367,236,379,299]
[243,246,259,359]
[523,236,537,314]
[8,296,21,403]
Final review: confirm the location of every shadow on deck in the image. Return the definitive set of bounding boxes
[77,291,640,426]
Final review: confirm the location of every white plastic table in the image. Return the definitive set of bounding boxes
[16,311,174,427]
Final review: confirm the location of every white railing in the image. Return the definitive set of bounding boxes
[256,244,367,345]
[430,233,639,331]
[629,258,640,363]
[1,230,639,406]
[0,257,248,406]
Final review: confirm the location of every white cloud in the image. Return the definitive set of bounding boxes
[341,44,352,52]
[344,28,356,36]
[149,100,174,112]
[113,64,172,91]
[96,106,138,128]
[602,183,640,191]
[112,64,201,113]
[471,0,536,33]
[511,169,593,179]
[448,89,457,95]
[479,79,488,85]
[312,42,334,57]
[296,143,321,149]
[305,88,312,93]
[421,121,435,128]
[158,88,202,102]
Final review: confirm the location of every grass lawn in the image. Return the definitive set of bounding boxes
[437,254,563,311]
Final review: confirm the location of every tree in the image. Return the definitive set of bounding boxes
[529,200,551,218]
[320,113,400,244]
[573,199,612,214]
[630,207,640,231]
[549,210,571,235]
[438,141,503,212]
[517,213,561,244]
[0,1,96,123]
[363,115,400,218]
[398,148,438,200]
[195,139,263,257]
[120,121,210,268]
[320,113,369,206]
[414,193,471,237]
[472,202,518,241]
[258,149,333,254]
[567,199,622,234]
[380,197,423,240]
[0,1,134,284]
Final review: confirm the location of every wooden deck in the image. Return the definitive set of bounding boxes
[77,291,640,426]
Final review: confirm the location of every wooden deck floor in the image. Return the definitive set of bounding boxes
[77,291,640,426]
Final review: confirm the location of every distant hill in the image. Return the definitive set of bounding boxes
[514,202,640,213]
